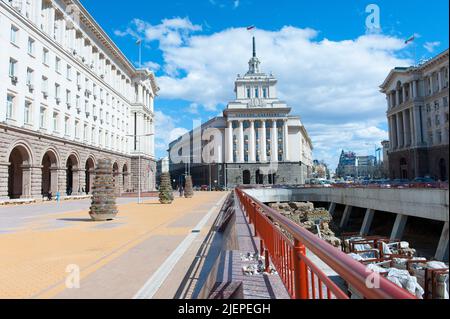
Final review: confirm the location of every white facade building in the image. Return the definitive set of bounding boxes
[169,37,313,188]
[0,0,159,200]
[380,49,449,180]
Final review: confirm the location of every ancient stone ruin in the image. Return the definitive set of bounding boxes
[159,172,174,204]
[89,158,118,221]
[269,201,341,247]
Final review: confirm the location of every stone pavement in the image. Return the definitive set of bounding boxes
[0,192,228,299]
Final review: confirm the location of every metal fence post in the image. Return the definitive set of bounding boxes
[293,239,308,299]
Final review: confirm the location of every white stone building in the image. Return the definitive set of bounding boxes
[0,0,158,200]
[380,49,449,181]
[169,37,313,188]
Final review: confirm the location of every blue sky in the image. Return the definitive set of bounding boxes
[81,0,449,169]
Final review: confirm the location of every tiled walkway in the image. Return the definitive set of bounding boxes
[0,192,227,299]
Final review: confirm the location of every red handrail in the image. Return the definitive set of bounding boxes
[235,187,416,299]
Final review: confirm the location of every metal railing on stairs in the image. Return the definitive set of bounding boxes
[235,187,417,299]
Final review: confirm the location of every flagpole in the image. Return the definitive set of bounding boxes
[139,40,142,68]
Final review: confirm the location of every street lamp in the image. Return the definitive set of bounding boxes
[127,133,154,204]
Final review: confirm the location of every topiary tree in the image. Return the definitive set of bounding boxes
[159,172,174,204]
[184,175,194,198]
[89,158,118,221]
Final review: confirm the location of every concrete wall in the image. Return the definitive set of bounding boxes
[245,187,449,222]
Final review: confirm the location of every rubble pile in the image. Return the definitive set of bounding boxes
[345,236,449,299]
[268,202,341,247]
[240,253,278,276]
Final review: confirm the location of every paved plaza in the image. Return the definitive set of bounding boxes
[0,192,228,299]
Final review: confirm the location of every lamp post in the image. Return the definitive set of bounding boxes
[127,133,154,204]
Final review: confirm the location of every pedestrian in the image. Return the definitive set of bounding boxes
[179,185,184,197]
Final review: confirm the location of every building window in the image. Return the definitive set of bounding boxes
[24,101,32,124]
[9,58,17,78]
[436,114,441,126]
[55,84,61,103]
[42,76,48,96]
[53,112,59,132]
[437,131,442,144]
[40,107,46,128]
[66,65,72,80]
[255,88,259,98]
[27,37,35,56]
[263,87,267,98]
[26,68,34,87]
[75,120,80,138]
[91,127,95,144]
[6,94,15,119]
[66,90,71,105]
[247,87,251,98]
[43,48,49,65]
[10,25,19,45]
[65,117,70,135]
[84,124,88,141]
[55,57,61,73]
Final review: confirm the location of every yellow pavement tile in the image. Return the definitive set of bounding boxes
[0,192,226,299]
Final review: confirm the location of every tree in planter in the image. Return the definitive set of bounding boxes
[184,175,194,198]
[159,172,174,204]
[89,158,118,221]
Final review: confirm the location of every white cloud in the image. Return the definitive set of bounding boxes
[233,0,240,8]
[119,21,412,168]
[424,41,441,53]
[154,111,189,156]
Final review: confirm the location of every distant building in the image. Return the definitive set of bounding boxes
[336,151,378,179]
[380,49,449,181]
[381,140,390,176]
[312,160,330,179]
[336,151,357,178]
[168,37,313,188]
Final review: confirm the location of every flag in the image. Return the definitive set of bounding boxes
[405,35,415,44]
[247,25,255,31]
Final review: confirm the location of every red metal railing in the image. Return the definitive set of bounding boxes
[235,188,417,299]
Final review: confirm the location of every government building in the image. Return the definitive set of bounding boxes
[380,49,449,181]
[168,38,313,189]
[0,0,158,200]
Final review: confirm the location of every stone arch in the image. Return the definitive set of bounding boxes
[242,170,251,185]
[112,161,120,195]
[7,143,33,199]
[85,156,96,194]
[66,153,81,196]
[122,163,129,191]
[41,148,60,197]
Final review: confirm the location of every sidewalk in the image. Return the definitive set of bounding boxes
[0,192,228,299]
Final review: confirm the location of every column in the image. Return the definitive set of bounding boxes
[34,0,43,27]
[249,120,256,162]
[271,120,278,162]
[340,205,353,229]
[413,80,418,99]
[402,85,407,103]
[409,108,415,146]
[414,106,423,145]
[390,93,395,108]
[260,120,267,162]
[390,214,408,240]
[283,119,290,162]
[328,202,336,216]
[403,110,409,147]
[438,71,443,92]
[227,121,233,163]
[395,89,400,106]
[360,209,375,236]
[49,5,55,39]
[396,113,403,148]
[238,120,244,163]
[388,116,395,150]
[392,114,398,149]
[435,222,449,262]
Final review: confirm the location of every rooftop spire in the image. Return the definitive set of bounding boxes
[247,36,260,74]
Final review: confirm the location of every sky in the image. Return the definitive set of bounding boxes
[81,0,449,170]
